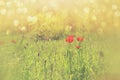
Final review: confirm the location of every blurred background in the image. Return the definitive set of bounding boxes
[0,0,120,80]
[0,0,120,35]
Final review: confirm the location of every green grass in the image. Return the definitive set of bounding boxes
[0,33,105,80]
[1,32,120,80]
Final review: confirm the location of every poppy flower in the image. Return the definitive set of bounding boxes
[11,40,17,44]
[0,41,5,45]
[66,35,74,43]
[76,46,81,49]
[77,37,84,42]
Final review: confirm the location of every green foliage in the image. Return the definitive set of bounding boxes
[6,34,104,80]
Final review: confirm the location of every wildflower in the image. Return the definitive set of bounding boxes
[0,41,5,45]
[66,35,74,43]
[11,40,17,44]
[76,46,80,49]
[77,37,84,42]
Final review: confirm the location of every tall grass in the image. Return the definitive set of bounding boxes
[1,33,104,80]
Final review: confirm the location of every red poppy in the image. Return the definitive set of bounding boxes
[66,35,74,43]
[11,40,17,44]
[77,37,84,42]
[76,46,81,49]
[0,41,5,45]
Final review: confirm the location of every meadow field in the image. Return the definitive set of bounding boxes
[0,0,120,80]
